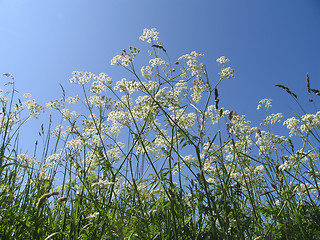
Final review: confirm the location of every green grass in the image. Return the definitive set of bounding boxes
[1,28,320,239]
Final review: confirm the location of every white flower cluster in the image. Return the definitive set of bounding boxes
[90,72,111,95]
[92,179,114,188]
[22,99,44,118]
[149,57,165,67]
[23,93,32,98]
[257,98,272,110]
[255,130,285,156]
[17,154,37,166]
[140,66,153,79]
[66,95,80,104]
[0,111,20,132]
[216,56,230,65]
[111,46,140,67]
[86,212,99,220]
[300,112,320,133]
[46,98,65,110]
[60,108,77,121]
[170,109,196,130]
[216,56,234,81]
[178,51,205,78]
[139,28,159,43]
[69,71,94,85]
[263,113,283,126]
[283,112,320,137]
[114,78,139,94]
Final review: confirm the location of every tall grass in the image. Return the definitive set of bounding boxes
[0,28,320,239]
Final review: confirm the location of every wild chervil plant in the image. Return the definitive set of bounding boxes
[0,28,319,239]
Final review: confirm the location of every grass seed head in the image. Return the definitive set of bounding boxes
[36,191,60,210]
[57,197,68,203]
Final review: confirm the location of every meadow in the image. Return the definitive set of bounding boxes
[0,28,320,239]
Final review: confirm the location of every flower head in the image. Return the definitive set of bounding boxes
[139,28,159,43]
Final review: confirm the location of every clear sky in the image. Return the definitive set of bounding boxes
[0,0,320,153]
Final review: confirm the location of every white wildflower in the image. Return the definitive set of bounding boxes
[139,28,159,43]
[216,56,229,64]
[86,212,99,219]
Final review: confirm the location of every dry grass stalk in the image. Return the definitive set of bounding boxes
[57,197,68,203]
[36,191,59,210]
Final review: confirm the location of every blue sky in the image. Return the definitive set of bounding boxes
[0,0,320,152]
